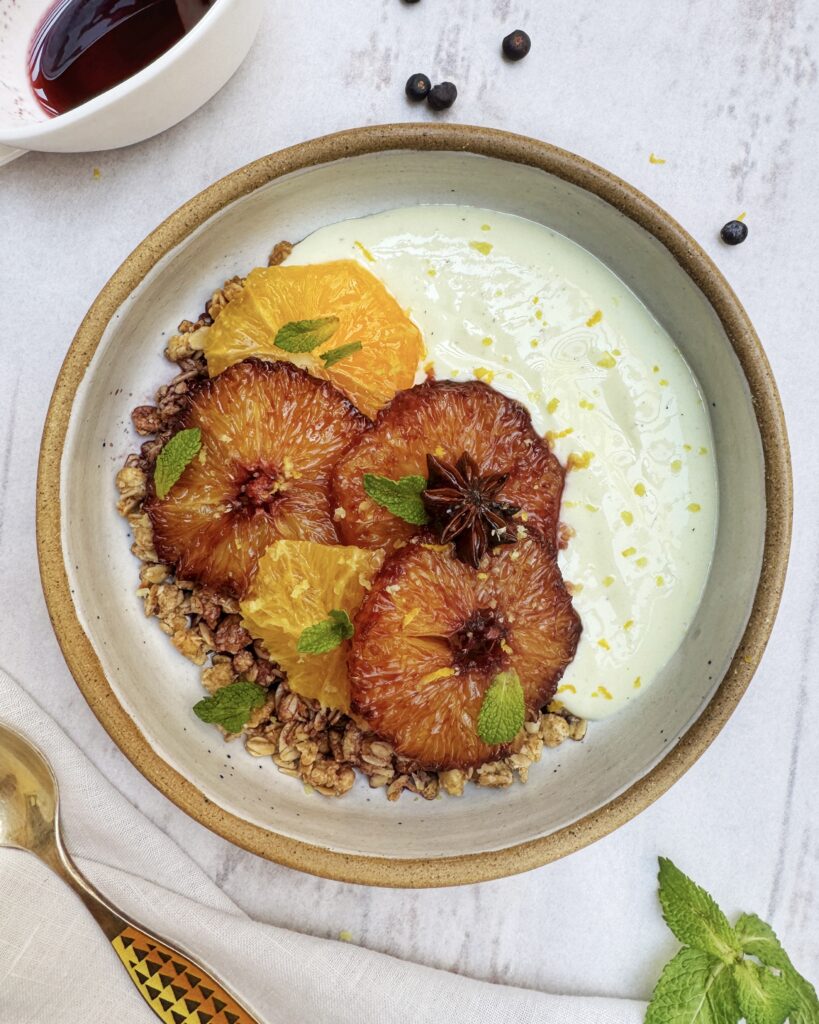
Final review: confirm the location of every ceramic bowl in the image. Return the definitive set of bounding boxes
[37,125,791,887]
[0,0,263,163]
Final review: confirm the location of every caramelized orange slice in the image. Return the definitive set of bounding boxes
[333,379,565,553]
[349,535,581,770]
[145,359,367,598]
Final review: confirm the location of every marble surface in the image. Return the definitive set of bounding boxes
[1,0,818,1000]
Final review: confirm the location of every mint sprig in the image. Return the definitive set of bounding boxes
[658,857,742,963]
[320,340,363,368]
[153,427,201,499]
[297,609,354,654]
[193,680,266,734]
[476,669,525,745]
[647,859,817,1024]
[735,915,818,1024]
[363,473,429,525]
[646,948,739,1024]
[274,316,339,353]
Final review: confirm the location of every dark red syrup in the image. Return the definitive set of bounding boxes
[29,0,216,117]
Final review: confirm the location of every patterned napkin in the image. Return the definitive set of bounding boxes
[0,667,646,1024]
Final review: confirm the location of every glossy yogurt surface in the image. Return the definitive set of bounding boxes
[287,206,718,720]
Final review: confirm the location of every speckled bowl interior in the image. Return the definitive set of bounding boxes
[39,127,789,886]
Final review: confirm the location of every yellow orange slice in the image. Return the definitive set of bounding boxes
[240,539,384,711]
[201,261,424,418]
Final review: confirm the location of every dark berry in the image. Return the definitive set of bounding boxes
[502,29,531,61]
[405,73,432,101]
[720,220,748,245]
[427,81,457,111]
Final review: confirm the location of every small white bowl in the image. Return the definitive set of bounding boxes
[0,0,263,161]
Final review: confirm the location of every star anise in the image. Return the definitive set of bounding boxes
[422,452,521,568]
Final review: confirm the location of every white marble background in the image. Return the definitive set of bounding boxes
[1,0,817,1001]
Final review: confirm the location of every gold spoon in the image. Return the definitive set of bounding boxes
[0,721,260,1024]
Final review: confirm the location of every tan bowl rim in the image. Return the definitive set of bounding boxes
[36,123,792,888]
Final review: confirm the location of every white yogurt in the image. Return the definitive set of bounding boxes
[287,206,718,720]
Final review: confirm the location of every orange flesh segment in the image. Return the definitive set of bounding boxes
[201,261,424,418]
[240,540,384,711]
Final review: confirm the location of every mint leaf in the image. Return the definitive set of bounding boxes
[477,669,525,745]
[736,914,819,1024]
[274,316,339,353]
[646,948,740,1024]
[297,609,354,654]
[193,680,266,733]
[363,474,429,526]
[658,858,742,963]
[733,959,795,1024]
[320,340,363,368]
[154,427,201,499]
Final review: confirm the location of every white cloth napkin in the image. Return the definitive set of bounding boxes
[0,667,646,1024]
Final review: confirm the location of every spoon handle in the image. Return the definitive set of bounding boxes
[46,843,260,1023]
[110,923,257,1024]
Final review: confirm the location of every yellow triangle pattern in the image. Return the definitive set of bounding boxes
[111,925,255,1024]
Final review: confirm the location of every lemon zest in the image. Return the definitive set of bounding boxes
[354,240,375,262]
[402,607,421,628]
[567,451,595,471]
[420,667,456,685]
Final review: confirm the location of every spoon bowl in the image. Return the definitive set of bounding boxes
[0,721,58,858]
